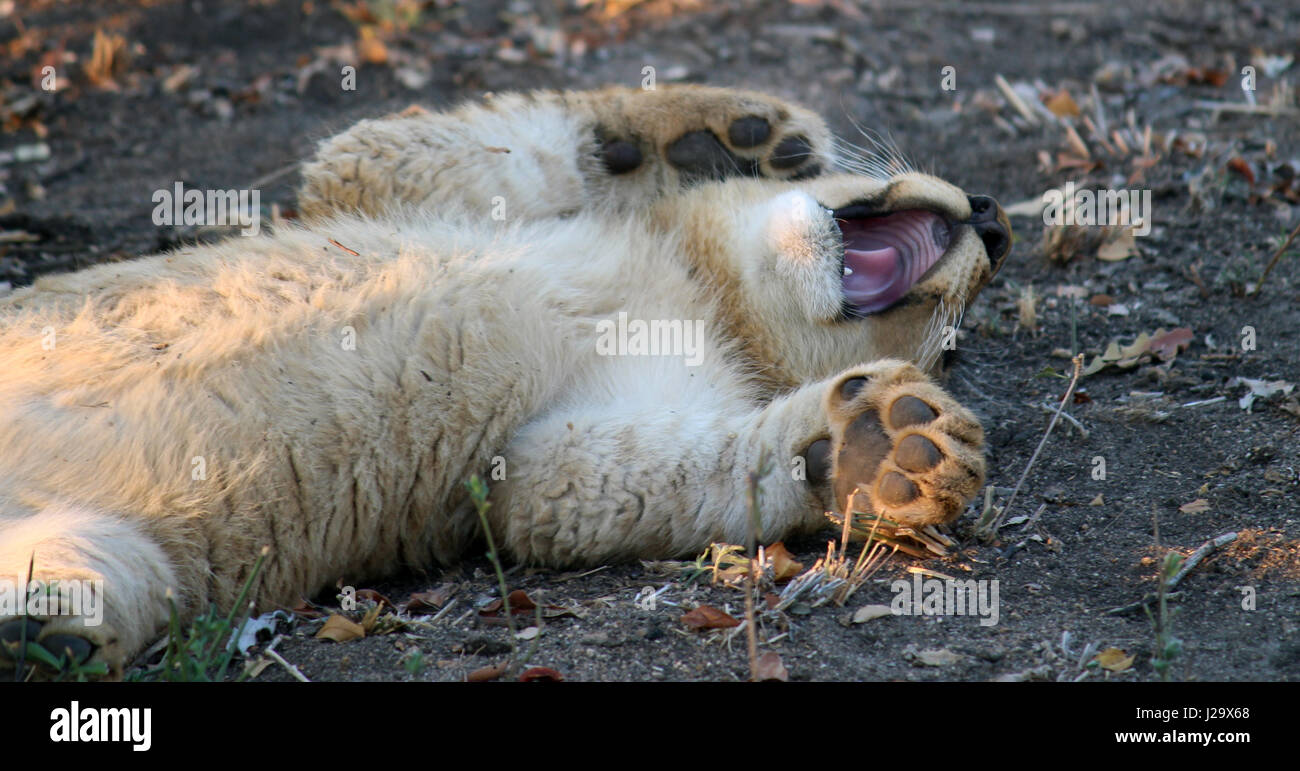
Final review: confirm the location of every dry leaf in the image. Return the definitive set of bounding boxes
[851,604,894,624]
[519,667,564,682]
[506,589,537,611]
[515,626,540,641]
[1083,328,1191,376]
[466,662,508,682]
[355,588,393,608]
[316,614,365,642]
[1231,377,1295,411]
[766,542,804,583]
[1148,327,1194,360]
[403,583,455,613]
[914,648,963,667]
[1226,157,1256,187]
[291,598,327,619]
[357,26,388,65]
[1179,498,1211,514]
[1095,647,1135,672]
[754,652,788,682]
[360,604,382,633]
[1096,229,1137,261]
[681,605,740,630]
[1044,89,1081,118]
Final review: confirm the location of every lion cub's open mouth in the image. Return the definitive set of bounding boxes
[835,208,952,315]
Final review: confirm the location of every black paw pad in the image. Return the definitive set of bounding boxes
[879,471,919,506]
[0,619,43,656]
[831,411,891,512]
[728,116,771,148]
[790,163,823,181]
[666,130,758,183]
[889,396,937,428]
[42,634,93,665]
[770,135,813,170]
[802,438,832,484]
[895,434,942,472]
[601,140,643,175]
[839,377,868,402]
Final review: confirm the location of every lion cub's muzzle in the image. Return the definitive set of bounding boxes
[964,195,1011,275]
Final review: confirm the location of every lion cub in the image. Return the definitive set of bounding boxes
[0,86,1009,678]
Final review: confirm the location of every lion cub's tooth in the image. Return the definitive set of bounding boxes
[843,266,853,276]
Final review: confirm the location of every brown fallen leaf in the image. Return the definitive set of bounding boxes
[519,667,564,683]
[1095,647,1135,672]
[316,614,365,642]
[1226,157,1256,187]
[403,583,455,613]
[766,542,804,583]
[1148,327,1194,361]
[355,588,393,608]
[356,26,388,65]
[466,662,508,682]
[1179,498,1211,514]
[291,598,327,619]
[506,589,536,611]
[681,605,740,630]
[1083,327,1191,376]
[754,652,788,682]
[84,29,130,90]
[1043,89,1081,118]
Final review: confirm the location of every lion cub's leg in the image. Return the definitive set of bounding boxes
[0,505,174,679]
[298,85,833,221]
[488,360,983,565]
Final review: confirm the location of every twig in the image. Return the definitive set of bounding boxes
[1195,100,1298,116]
[1170,532,1238,586]
[980,354,1083,541]
[1249,219,1300,298]
[1038,401,1088,437]
[994,74,1040,126]
[265,648,310,682]
[327,238,360,256]
[1104,532,1238,615]
[428,598,457,623]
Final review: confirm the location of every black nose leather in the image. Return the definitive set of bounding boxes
[966,195,1011,273]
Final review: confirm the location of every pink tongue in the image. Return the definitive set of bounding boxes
[839,210,946,314]
[844,246,899,291]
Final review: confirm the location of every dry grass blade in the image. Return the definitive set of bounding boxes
[1249,219,1300,298]
[979,353,1084,541]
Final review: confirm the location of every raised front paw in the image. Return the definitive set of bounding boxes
[809,360,985,527]
[585,85,833,185]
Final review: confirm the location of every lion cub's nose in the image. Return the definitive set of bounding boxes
[965,195,1011,274]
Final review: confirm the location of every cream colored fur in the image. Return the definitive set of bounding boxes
[0,86,995,678]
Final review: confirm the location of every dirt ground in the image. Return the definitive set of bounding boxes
[2,0,1298,683]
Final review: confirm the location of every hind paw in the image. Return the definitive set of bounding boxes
[809,360,985,527]
[0,616,115,680]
